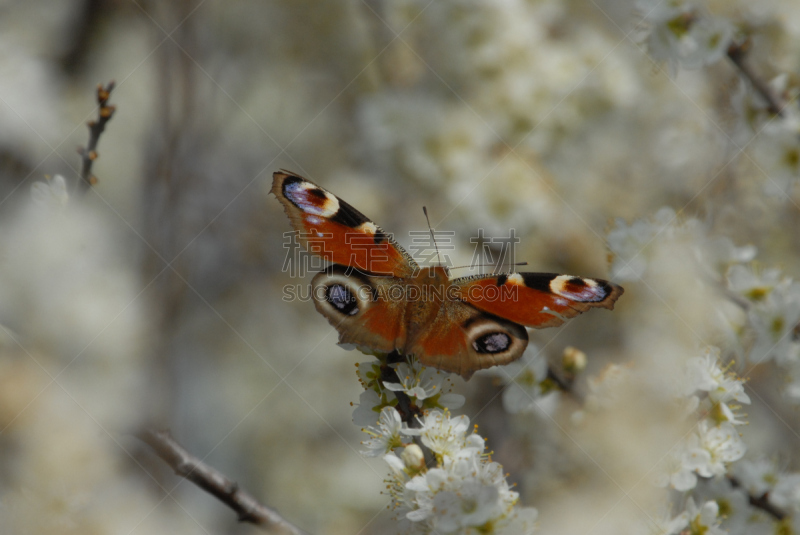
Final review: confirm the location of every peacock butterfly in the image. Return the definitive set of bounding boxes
[271,170,623,379]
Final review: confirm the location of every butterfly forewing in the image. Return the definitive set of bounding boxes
[453,272,624,329]
[272,172,417,277]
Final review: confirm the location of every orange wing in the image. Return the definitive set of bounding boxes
[311,265,408,353]
[272,171,417,277]
[452,272,624,329]
[405,299,529,380]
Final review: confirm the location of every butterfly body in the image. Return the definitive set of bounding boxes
[272,171,623,379]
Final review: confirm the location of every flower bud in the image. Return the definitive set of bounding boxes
[401,444,425,474]
[562,346,587,374]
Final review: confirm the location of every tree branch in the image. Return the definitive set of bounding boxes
[137,429,311,535]
[726,40,786,117]
[77,81,116,192]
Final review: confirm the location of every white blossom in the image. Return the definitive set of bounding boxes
[384,358,465,409]
[30,174,68,209]
[695,237,757,280]
[726,265,800,365]
[750,111,800,198]
[607,207,677,281]
[725,266,800,404]
[637,0,733,71]
[693,421,746,477]
[684,498,726,535]
[418,478,501,532]
[697,476,777,535]
[656,348,749,491]
[379,409,533,533]
[404,410,473,460]
[404,452,518,533]
[634,508,689,535]
[769,473,800,513]
[361,406,407,457]
[683,347,750,425]
[486,344,551,414]
[608,209,754,284]
[731,458,777,498]
[385,452,408,478]
[746,287,800,365]
[656,446,699,491]
[493,507,538,535]
[727,266,784,302]
[352,389,385,428]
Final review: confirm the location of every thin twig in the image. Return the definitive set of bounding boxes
[727,475,786,521]
[137,429,311,535]
[77,81,116,192]
[726,40,786,117]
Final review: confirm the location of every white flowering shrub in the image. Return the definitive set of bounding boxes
[359,403,538,533]
[636,0,733,71]
[4,0,800,534]
[353,353,536,534]
[601,206,800,534]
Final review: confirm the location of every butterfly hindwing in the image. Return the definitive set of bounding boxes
[272,171,417,277]
[311,264,408,353]
[454,272,624,329]
[406,298,529,380]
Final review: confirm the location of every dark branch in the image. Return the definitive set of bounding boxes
[77,81,116,192]
[727,475,786,521]
[137,429,311,535]
[727,40,786,117]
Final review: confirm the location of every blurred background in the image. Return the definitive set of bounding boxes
[0,0,799,533]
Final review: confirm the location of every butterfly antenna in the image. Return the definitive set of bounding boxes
[422,206,443,267]
[450,261,529,271]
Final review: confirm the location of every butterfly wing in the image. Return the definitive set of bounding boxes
[272,171,418,277]
[311,265,408,353]
[453,272,624,329]
[405,299,529,380]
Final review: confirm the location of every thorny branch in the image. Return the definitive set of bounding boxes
[726,40,786,117]
[137,429,310,535]
[77,81,116,192]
